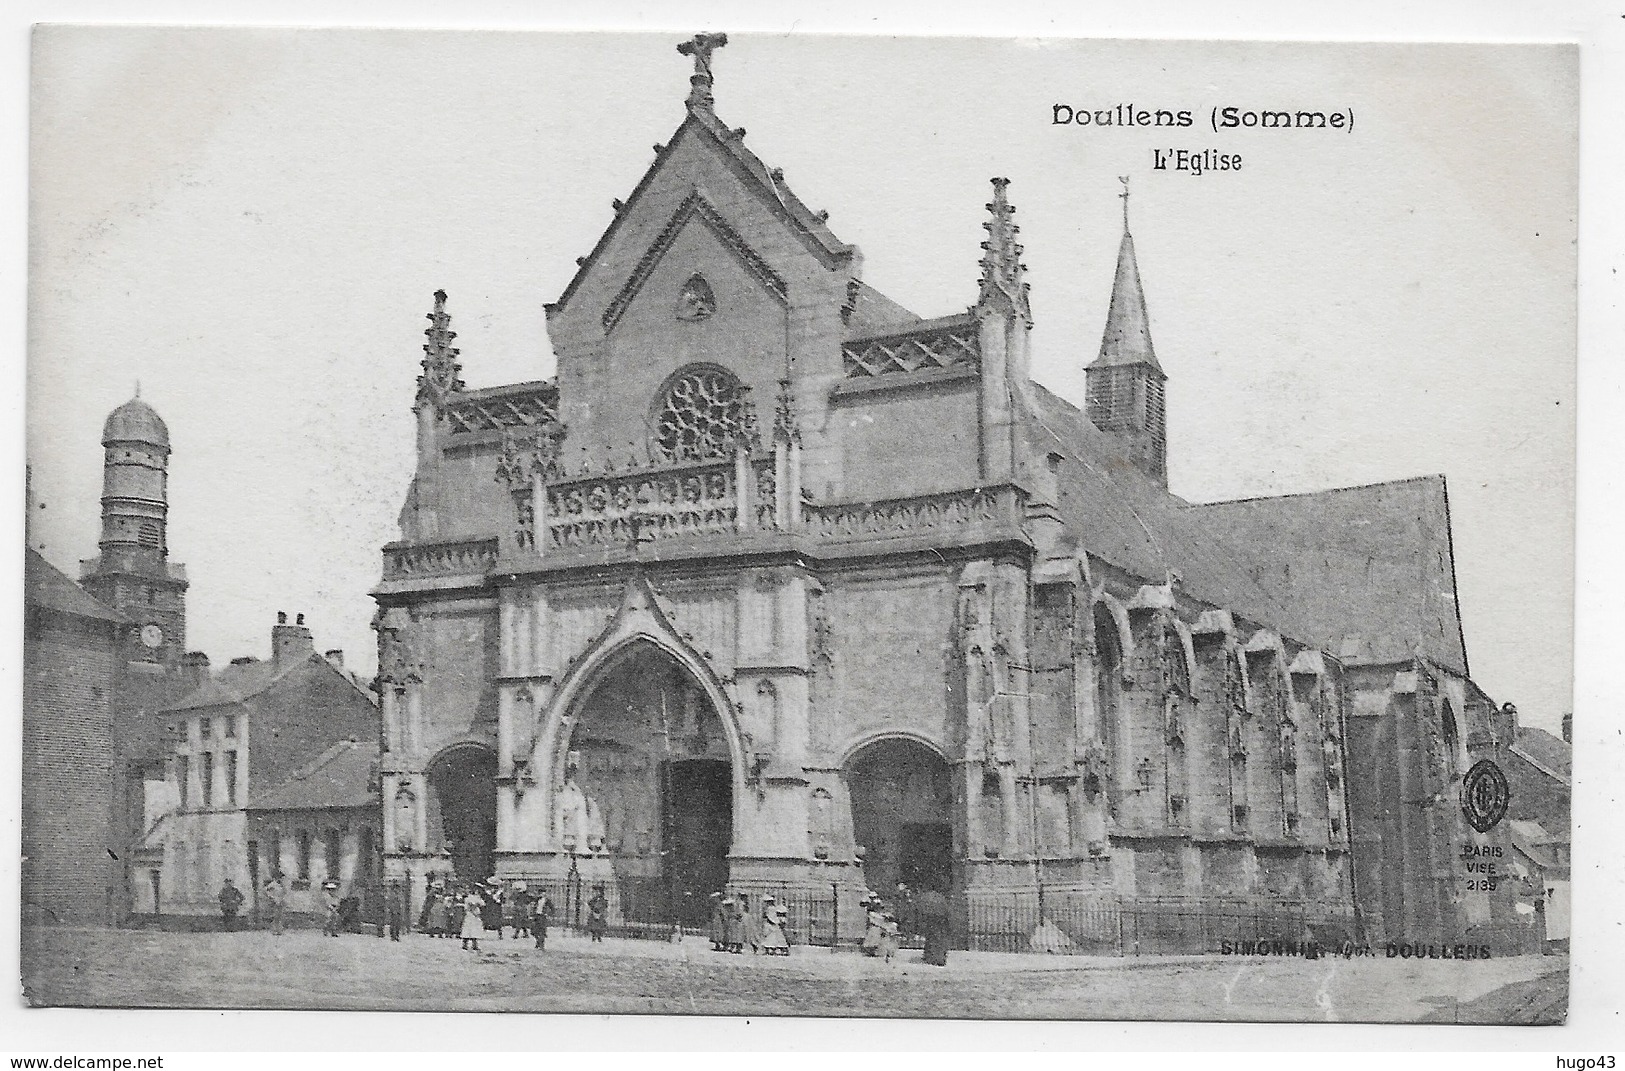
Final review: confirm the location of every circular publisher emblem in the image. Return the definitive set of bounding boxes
[1460,759,1511,833]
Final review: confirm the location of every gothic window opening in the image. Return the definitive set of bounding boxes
[201,752,214,808]
[654,365,751,462]
[225,751,238,805]
[177,754,189,810]
[138,520,161,548]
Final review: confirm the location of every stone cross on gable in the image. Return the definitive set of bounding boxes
[678,32,728,110]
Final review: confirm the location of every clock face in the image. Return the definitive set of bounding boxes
[140,623,164,649]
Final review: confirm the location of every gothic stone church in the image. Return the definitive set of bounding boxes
[374,35,1520,947]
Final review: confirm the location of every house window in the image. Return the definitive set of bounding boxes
[266,832,282,878]
[1232,804,1248,829]
[223,716,236,739]
[225,751,238,805]
[653,365,750,462]
[177,754,189,810]
[296,830,312,881]
[324,829,343,882]
[201,752,214,808]
[200,717,211,740]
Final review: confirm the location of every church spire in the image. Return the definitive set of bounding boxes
[677,32,728,115]
[1092,176,1160,373]
[977,177,1031,321]
[1086,177,1168,488]
[416,288,464,412]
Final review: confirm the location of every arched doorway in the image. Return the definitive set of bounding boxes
[845,737,954,900]
[562,642,733,927]
[427,745,497,883]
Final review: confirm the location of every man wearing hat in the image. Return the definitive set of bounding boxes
[217,877,245,932]
[509,881,533,940]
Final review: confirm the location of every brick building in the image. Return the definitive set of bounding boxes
[136,614,380,920]
[372,35,1520,949]
[22,549,125,924]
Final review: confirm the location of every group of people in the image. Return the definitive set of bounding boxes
[418,876,557,951]
[859,889,903,963]
[707,890,791,955]
[859,884,951,966]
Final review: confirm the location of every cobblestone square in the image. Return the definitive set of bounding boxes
[20,926,1565,1023]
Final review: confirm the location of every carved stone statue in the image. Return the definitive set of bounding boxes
[393,786,417,853]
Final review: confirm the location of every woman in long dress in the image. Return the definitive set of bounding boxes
[460,887,486,951]
[758,895,789,956]
[738,892,761,955]
[425,886,450,937]
[860,892,884,957]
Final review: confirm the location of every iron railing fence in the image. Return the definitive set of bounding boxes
[966,891,1358,956]
[465,877,1355,958]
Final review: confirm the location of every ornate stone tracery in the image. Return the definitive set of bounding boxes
[654,366,754,462]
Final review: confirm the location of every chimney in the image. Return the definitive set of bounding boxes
[181,650,211,689]
[272,611,316,668]
[325,649,344,667]
[1562,712,1572,744]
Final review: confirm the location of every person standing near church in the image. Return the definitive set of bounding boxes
[460,886,486,951]
[263,871,288,936]
[481,879,504,938]
[917,886,950,967]
[586,885,609,942]
[320,880,343,937]
[510,882,532,939]
[532,889,554,949]
[217,877,244,932]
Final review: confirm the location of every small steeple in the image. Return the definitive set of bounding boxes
[416,289,465,412]
[1086,177,1168,487]
[977,177,1031,321]
[677,32,728,114]
[1092,176,1160,373]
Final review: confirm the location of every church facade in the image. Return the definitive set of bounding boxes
[374,35,1520,948]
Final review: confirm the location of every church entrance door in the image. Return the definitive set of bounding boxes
[427,745,497,884]
[665,758,732,928]
[846,738,956,901]
[564,643,735,928]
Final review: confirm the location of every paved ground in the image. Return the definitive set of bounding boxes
[20,925,1567,1023]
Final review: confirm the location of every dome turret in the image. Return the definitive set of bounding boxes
[102,396,169,450]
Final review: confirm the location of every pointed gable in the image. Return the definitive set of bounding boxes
[547,109,855,327]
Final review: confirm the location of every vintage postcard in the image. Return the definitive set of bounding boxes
[21,28,1575,1024]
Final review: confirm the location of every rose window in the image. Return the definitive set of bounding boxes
[654,366,750,462]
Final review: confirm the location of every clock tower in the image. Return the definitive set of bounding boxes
[81,393,188,668]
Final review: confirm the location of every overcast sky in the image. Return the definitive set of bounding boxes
[26,29,1575,731]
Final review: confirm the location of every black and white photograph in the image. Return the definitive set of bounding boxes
[15,15,1601,1042]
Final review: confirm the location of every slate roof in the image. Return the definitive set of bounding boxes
[161,651,376,713]
[1512,725,1571,785]
[1027,385,1469,671]
[844,281,921,338]
[248,738,379,812]
[1090,228,1161,373]
[1187,476,1468,674]
[25,548,124,623]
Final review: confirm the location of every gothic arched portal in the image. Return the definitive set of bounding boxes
[426,744,497,884]
[844,737,954,900]
[562,642,733,928]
